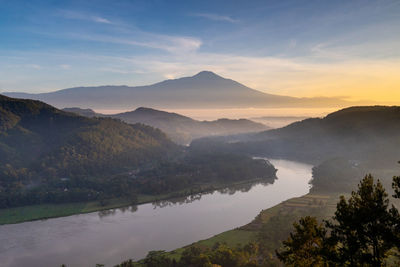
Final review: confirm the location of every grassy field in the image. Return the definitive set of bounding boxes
[0,198,133,225]
[0,177,269,225]
[0,192,183,225]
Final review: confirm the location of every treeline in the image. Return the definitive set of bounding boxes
[309,157,365,193]
[190,106,400,165]
[116,243,262,267]
[0,151,276,208]
[135,153,277,195]
[277,173,400,266]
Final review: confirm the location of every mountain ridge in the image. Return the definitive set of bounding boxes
[190,105,400,165]
[4,71,353,110]
[64,106,269,145]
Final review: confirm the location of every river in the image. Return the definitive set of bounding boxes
[0,159,312,267]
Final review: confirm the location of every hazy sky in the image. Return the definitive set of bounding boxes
[1,0,399,102]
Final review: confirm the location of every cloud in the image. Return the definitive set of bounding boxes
[92,16,112,24]
[59,10,113,24]
[105,51,400,102]
[59,64,71,70]
[191,13,238,23]
[3,42,400,102]
[67,32,202,54]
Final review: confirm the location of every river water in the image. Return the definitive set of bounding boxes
[0,159,312,267]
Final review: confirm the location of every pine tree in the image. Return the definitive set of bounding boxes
[276,216,327,266]
[326,175,395,266]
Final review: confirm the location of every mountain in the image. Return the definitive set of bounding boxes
[0,94,177,173]
[63,106,270,144]
[62,107,99,117]
[4,71,352,110]
[0,94,179,206]
[250,116,309,128]
[191,106,400,165]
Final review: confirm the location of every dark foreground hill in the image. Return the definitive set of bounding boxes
[64,107,269,144]
[191,106,400,165]
[0,94,178,207]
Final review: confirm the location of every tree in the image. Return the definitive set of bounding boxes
[392,170,400,199]
[276,216,327,266]
[326,175,395,266]
[391,169,400,256]
[143,251,174,267]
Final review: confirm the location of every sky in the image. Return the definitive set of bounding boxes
[0,0,399,102]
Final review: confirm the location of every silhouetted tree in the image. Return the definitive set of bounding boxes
[326,175,395,266]
[276,216,327,266]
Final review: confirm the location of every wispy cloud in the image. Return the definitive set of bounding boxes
[2,49,400,102]
[92,16,112,24]
[191,13,238,23]
[66,31,202,54]
[59,10,113,24]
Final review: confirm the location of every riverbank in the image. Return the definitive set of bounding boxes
[129,192,341,266]
[0,177,273,225]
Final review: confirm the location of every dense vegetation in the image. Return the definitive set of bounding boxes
[64,106,268,145]
[134,153,277,195]
[116,243,262,267]
[0,95,277,210]
[277,174,400,266]
[0,94,177,208]
[191,106,400,165]
[309,157,364,193]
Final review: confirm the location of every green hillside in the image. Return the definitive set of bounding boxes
[0,94,178,208]
[191,106,400,165]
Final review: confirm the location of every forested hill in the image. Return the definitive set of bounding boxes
[63,107,269,145]
[191,106,400,165]
[0,94,179,206]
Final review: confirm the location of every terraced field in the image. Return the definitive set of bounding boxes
[149,193,343,264]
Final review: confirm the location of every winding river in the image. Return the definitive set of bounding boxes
[0,159,312,267]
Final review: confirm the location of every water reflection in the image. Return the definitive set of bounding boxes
[0,159,310,267]
[152,178,276,209]
[97,178,278,219]
[98,205,138,218]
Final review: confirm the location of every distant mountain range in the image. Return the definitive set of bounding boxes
[250,116,309,128]
[4,71,356,110]
[63,107,269,145]
[191,106,400,166]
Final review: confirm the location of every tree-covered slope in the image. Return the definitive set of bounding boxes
[64,106,269,145]
[0,94,178,207]
[191,106,400,165]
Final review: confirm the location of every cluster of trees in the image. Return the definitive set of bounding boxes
[277,174,400,266]
[0,173,140,208]
[135,153,277,195]
[117,243,262,267]
[309,157,364,193]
